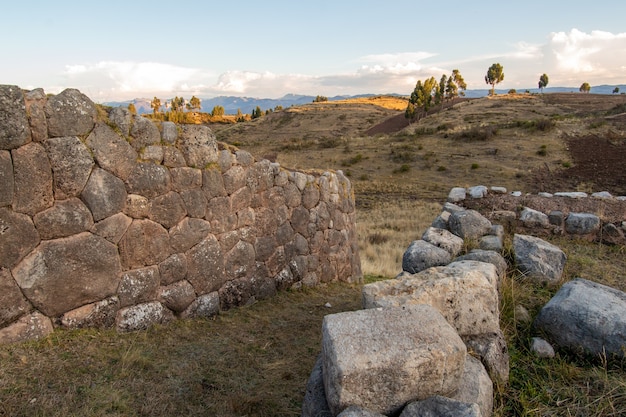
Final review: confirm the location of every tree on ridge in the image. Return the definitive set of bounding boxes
[538,73,549,93]
[485,63,504,96]
[579,82,591,93]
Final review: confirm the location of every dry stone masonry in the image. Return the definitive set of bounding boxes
[0,85,361,344]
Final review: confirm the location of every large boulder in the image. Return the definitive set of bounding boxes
[118,219,171,269]
[12,142,54,216]
[0,85,31,150]
[33,197,94,239]
[401,240,451,274]
[363,261,500,338]
[450,355,493,417]
[129,115,161,151]
[45,88,97,137]
[115,301,173,332]
[448,209,492,240]
[565,213,601,235]
[447,187,466,203]
[60,296,119,329]
[534,278,626,358]
[322,305,466,416]
[12,232,122,317]
[513,234,566,284]
[454,249,508,281]
[44,136,94,200]
[519,207,549,228]
[177,125,219,168]
[24,88,48,142]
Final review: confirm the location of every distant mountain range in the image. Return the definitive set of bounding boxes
[104,85,626,115]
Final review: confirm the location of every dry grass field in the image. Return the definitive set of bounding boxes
[1,93,626,416]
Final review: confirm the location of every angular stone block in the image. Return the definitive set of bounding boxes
[0,150,14,206]
[0,85,31,150]
[448,209,492,240]
[148,191,187,229]
[186,235,225,294]
[450,355,493,417]
[43,135,94,199]
[108,106,132,137]
[180,292,220,319]
[12,142,53,216]
[129,115,161,151]
[520,207,549,228]
[400,396,481,417]
[126,162,171,198]
[322,305,466,415]
[45,88,96,137]
[159,280,196,313]
[24,88,48,142]
[92,212,133,244]
[169,217,211,253]
[0,312,53,345]
[177,125,219,168]
[118,219,171,269]
[86,123,138,180]
[401,240,451,274]
[0,267,31,327]
[0,207,40,269]
[158,253,188,286]
[421,227,464,257]
[81,167,127,222]
[115,301,172,332]
[513,234,566,284]
[118,266,160,307]
[565,212,601,234]
[60,296,119,329]
[33,197,94,239]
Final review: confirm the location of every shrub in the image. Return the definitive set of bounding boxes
[537,145,547,156]
[367,232,389,245]
[562,161,572,168]
[392,164,411,174]
[454,125,498,141]
[437,166,447,171]
[535,118,555,131]
[471,163,479,170]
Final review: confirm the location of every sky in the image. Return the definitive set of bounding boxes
[2,0,626,101]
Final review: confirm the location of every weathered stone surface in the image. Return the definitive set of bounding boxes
[0,85,31,149]
[180,189,208,219]
[479,234,502,252]
[24,88,47,142]
[44,136,94,199]
[118,266,160,307]
[115,301,172,332]
[301,355,333,417]
[177,125,219,168]
[513,234,566,284]
[186,235,225,294]
[401,240,451,274]
[0,268,31,327]
[468,185,488,199]
[141,145,163,163]
[454,249,508,281]
[531,337,555,358]
[158,253,188,285]
[246,160,274,193]
[85,123,138,180]
[322,305,466,416]
[520,207,550,228]
[0,208,40,269]
[108,106,132,137]
[450,355,493,417]
[224,240,256,279]
[60,297,119,329]
[447,187,466,203]
[163,146,187,168]
[0,151,13,206]
[129,115,161,151]
[202,167,227,198]
[0,312,53,345]
[160,121,177,144]
[338,406,387,417]
[421,227,464,257]
[464,331,510,383]
[491,186,507,194]
[236,149,254,167]
[12,142,53,215]
[534,278,626,358]
[81,168,127,221]
[124,194,150,218]
[180,291,220,319]
[565,212,601,234]
[92,212,133,244]
[364,261,500,337]
[126,163,171,198]
[554,191,587,199]
[223,165,246,195]
[218,274,275,309]
[12,232,122,317]
[159,280,196,313]
[148,191,187,228]
[400,396,481,417]
[45,88,97,137]
[119,219,171,269]
[601,223,625,245]
[169,217,211,253]
[448,209,492,240]
[548,210,564,226]
[170,167,202,191]
[592,191,613,199]
[33,197,94,239]
[284,182,302,207]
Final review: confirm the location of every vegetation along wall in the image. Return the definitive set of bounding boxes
[0,85,362,344]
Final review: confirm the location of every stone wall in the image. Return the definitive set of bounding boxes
[0,85,361,344]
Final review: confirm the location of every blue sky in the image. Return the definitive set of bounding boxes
[2,1,625,101]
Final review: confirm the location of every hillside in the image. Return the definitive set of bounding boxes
[214,93,626,201]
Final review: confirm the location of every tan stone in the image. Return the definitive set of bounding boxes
[60,297,119,329]
[43,135,94,199]
[148,191,187,229]
[12,142,53,216]
[118,266,160,307]
[85,123,138,180]
[0,207,40,269]
[0,267,31,327]
[33,198,94,239]
[0,312,53,344]
[118,219,171,269]
[45,88,96,137]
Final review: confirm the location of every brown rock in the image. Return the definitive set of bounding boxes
[0,151,13,207]
[85,123,138,180]
[126,162,172,198]
[303,183,321,209]
[0,312,53,345]
[255,236,278,261]
[60,296,119,329]
[245,160,273,193]
[0,85,31,150]
[180,189,208,219]
[118,265,161,307]
[148,191,187,229]
[291,206,310,237]
[0,268,31,327]
[0,207,40,269]
[140,145,164,164]
[163,146,187,168]
[12,232,122,317]
[186,235,225,294]
[45,88,97,137]
[33,197,94,239]
[159,280,196,312]
[284,182,302,207]
[231,186,252,212]
[223,165,246,194]
[92,212,133,244]
[12,142,53,215]
[118,219,171,269]
[224,240,256,279]
[254,207,279,237]
[159,253,188,285]
[81,167,127,221]
[219,227,254,252]
[202,167,227,198]
[129,115,161,151]
[218,149,233,172]
[24,88,47,142]
[169,217,211,253]
[124,194,150,218]
[44,136,94,199]
[170,167,202,191]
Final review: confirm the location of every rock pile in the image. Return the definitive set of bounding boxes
[0,85,361,344]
